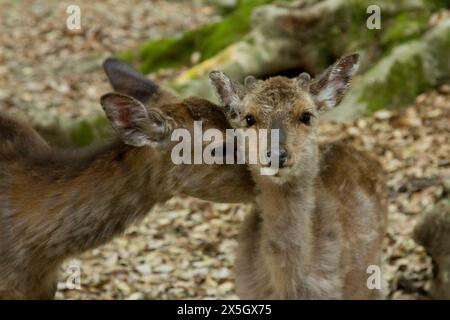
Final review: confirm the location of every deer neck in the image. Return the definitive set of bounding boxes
[14,138,173,260]
[255,152,320,270]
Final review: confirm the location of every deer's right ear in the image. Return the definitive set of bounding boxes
[309,53,360,112]
[209,71,242,110]
[101,93,172,147]
[103,58,159,103]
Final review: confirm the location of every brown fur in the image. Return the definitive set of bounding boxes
[235,143,387,299]
[0,93,254,299]
[210,54,387,299]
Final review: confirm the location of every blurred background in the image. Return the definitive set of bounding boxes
[0,0,449,299]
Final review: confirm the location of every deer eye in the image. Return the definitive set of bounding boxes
[299,112,312,125]
[245,114,256,127]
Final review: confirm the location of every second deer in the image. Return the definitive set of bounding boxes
[0,59,254,299]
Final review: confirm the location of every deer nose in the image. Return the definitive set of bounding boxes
[267,148,288,168]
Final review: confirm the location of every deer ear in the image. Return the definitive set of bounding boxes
[209,71,242,108]
[100,93,172,147]
[103,58,159,103]
[310,53,360,112]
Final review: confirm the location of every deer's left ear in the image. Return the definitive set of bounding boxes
[310,53,360,112]
[101,93,173,147]
[103,58,159,104]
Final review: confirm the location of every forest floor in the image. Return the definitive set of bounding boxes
[0,0,449,300]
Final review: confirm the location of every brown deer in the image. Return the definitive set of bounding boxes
[0,59,254,299]
[209,53,387,299]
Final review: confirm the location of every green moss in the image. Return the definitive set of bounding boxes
[360,19,450,114]
[424,0,450,9]
[317,0,424,68]
[340,0,437,56]
[380,11,430,48]
[345,0,381,43]
[69,116,112,147]
[70,120,94,146]
[428,23,450,84]
[120,0,280,73]
[361,55,429,113]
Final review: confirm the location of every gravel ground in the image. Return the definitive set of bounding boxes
[0,0,449,300]
[0,0,217,121]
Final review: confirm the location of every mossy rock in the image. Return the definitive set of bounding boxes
[164,0,446,102]
[325,19,450,121]
[414,195,450,299]
[119,0,282,74]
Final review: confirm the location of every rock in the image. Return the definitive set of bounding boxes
[326,19,450,121]
[414,197,450,299]
[162,0,447,110]
[120,0,277,74]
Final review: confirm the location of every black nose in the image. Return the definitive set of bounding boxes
[267,148,288,168]
[279,148,288,167]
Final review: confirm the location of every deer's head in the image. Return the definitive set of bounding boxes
[99,59,255,203]
[101,59,229,151]
[209,54,360,181]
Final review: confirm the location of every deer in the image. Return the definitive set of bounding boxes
[209,53,388,299]
[0,59,255,299]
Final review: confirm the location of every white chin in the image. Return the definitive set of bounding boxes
[267,167,296,183]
